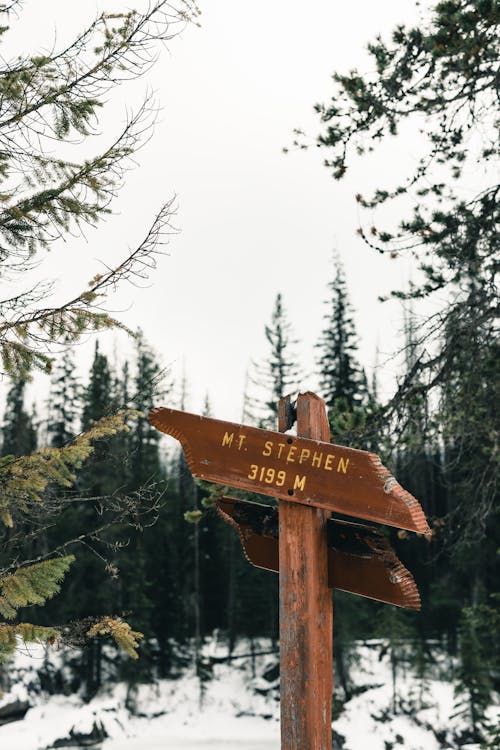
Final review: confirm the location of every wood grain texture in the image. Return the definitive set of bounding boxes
[148,406,429,533]
[278,393,333,750]
[216,496,421,610]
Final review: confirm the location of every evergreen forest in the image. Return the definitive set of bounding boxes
[0,262,498,743]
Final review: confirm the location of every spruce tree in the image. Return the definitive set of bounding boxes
[80,341,116,497]
[128,333,166,490]
[62,344,119,694]
[0,1,196,379]
[254,293,301,428]
[116,335,168,680]
[1,378,37,457]
[453,606,494,744]
[316,260,374,450]
[47,349,81,449]
[317,260,367,415]
[391,305,445,633]
[249,294,299,641]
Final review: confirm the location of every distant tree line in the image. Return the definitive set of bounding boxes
[1,256,498,742]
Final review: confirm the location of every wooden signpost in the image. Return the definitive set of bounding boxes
[149,392,429,750]
[149,403,429,532]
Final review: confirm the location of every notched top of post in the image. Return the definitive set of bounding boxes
[148,407,430,534]
[278,394,297,432]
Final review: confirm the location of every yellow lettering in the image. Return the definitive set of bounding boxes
[238,434,247,450]
[262,440,273,457]
[276,470,286,487]
[277,443,286,459]
[222,432,234,448]
[293,474,306,491]
[287,446,297,463]
[299,448,310,464]
[324,454,335,471]
[265,468,276,484]
[248,464,258,480]
[312,451,323,468]
[337,457,350,474]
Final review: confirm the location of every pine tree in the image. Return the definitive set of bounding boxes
[58,345,122,694]
[128,333,166,490]
[391,304,445,631]
[453,606,493,743]
[1,378,37,457]
[79,342,116,497]
[315,259,374,450]
[254,293,301,428]
[115,335,169,680]
[47,349,81,448]
[248,294,298,642]
[0,2,196,379]
[317,260,367,415]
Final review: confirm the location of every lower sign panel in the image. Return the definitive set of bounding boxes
[217,497,420,611]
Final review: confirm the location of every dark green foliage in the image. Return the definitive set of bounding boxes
[453,603,498,742]
[315,259,384,451]
[47,349,81,449]
[26,338,171,691]
[317,260,368,415]
[128,332,167,489]
[114,335,171,681]
[1,378,37,457]
[79,341,117,497]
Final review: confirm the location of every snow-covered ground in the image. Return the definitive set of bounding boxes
[105,742,277,749]
[0,639,498,750]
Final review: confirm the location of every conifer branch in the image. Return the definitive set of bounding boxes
[0,410,140,527]
[86,616,143,659]
[0,2,199,132]
[0,622,59,663]
[0,199,177,378]
[0,555,74,619]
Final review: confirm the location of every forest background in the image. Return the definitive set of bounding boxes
[0,1,498,749]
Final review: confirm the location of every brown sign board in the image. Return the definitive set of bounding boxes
[217,497,420,611]
[149,407,430,534]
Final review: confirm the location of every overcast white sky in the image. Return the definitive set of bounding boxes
[6,0,431,422]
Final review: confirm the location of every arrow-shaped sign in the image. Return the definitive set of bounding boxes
[217,497,420,610]
[148,407,429,533]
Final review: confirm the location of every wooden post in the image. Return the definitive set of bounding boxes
[278,392,333,750]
